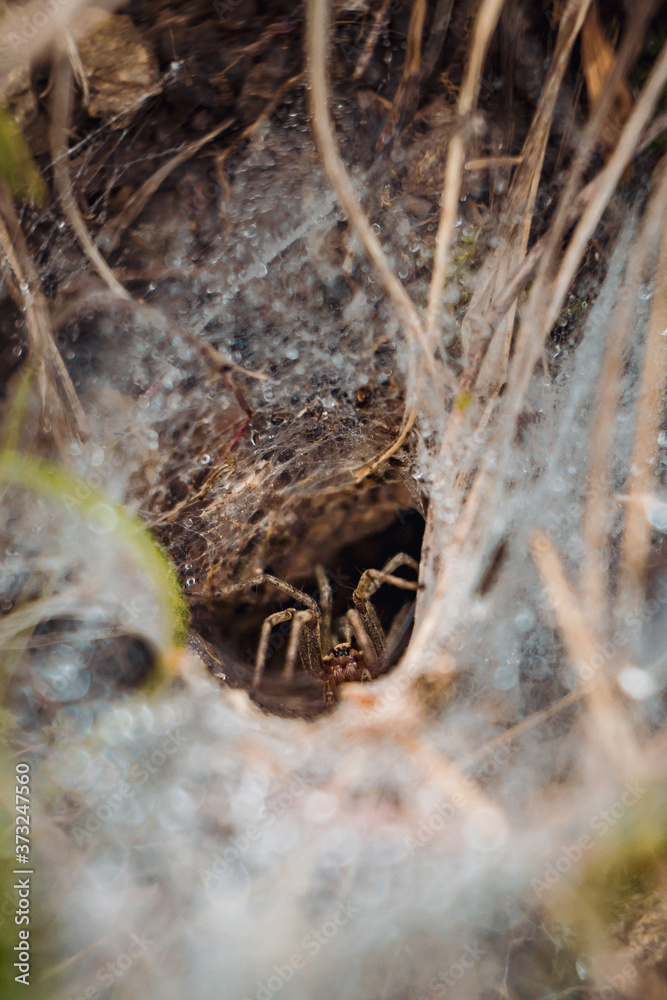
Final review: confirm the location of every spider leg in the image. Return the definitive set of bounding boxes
[254,609,296,689]
[352,553,420,658]
[385,599,416,650]
[283,609,318,680]
[353,553,420,603]
[220,574,326,687]
[218,574,319,615]
[346,608,376,679]
[315,565,332,655]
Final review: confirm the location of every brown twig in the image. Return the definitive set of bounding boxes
[354,404,418,482]
[352,0,391,81]
[382,0,427,137]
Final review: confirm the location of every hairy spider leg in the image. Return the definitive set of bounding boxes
[352,553,420,661]
[255,609,295,689]
[384,599,416,651]
[218,574,321,688]
[346,608,376,675]
[218,574,319,615]
[283,609,319,680]
[315,565,332,654]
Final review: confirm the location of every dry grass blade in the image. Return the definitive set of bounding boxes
[421,0,455,90]
[530,532,640,776]
[460,0,593,398]
[506,2,663,435]
[50,49,130,300]
[580,0,632,146]
[457,691,583,771]
[400,736,501,817]
[381,0,427,137]
[354,404,418,481]
[0,184,87,444]
[582,158,667,630]
[352,0,391,81]
[424,0,506,348]
[618,179,667,610]
[307,0,441,382]
[477,100,667,347]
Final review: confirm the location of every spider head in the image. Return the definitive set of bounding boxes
[323,643,366,684]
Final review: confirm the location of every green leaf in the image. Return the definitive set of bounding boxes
[0,106,45,205]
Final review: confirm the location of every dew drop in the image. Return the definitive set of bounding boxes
[618,666,656,700]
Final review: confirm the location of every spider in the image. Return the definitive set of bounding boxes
[218,554,420,705]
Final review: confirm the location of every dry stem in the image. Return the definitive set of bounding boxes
[306,0,444,384]
[352,0,391,81]
[506,3,665,437]
[581,158,667,630]
[424,0,506,348]
[618,177,667,609]
[0,185,87,444]
[531,532,640,777]
[50,49,130,301]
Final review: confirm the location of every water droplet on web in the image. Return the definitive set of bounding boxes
[89,445,105,467]
[575,955,590,980]
[86,504,118,535]
[493,664,518,690]
[514,608,534,632]
[618,666,656,700]
[647,501,667,531]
